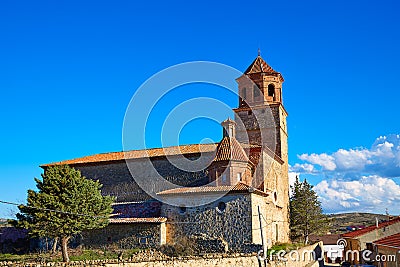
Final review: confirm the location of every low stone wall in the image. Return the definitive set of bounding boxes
[106,255,260,267]
[0,243,323,267]
[0,255,260,267]
[268,242,324,267]
[81,223,162,249]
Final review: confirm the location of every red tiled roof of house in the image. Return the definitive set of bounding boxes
[41,143,217,167]
[342,217,400,238]
[109,217,167,224]
[373,233,400,249]
[214,137,249,162]
[156,182,269,197]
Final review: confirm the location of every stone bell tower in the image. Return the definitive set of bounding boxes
[233,52,290,243]
[233,53,288,162]
[234,51,289,215]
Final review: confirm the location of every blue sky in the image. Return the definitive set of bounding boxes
[1,0,400,216]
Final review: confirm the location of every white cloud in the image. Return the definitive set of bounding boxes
[298,153,336,171]
[297,134,400,177]
[314,176,400,214]
[294,134,400,213]
[290,163,315,173]
[333,148,372,171]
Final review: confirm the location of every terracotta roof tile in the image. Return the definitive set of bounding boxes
[343,217,400,238]
[41,143,217,167]
[373,233,400,249]
[109,217,167,224]
[41,139,282,168]
[214,137,249,162]
[244,56,284,82]
[156,182,269,197]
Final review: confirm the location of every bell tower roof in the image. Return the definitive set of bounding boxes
[244,55,284,82]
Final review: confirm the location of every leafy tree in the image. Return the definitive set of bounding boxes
[289,176,329,244]
[13,165,114,262]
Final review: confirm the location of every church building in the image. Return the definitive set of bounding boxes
[42,54,290,252]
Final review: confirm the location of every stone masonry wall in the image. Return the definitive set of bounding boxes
[234,106,277,151]
[71,154,210,202]
[160,193,254,251]
[81,223,162,249]
[262,154,290,243]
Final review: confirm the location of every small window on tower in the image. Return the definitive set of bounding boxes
[268,84,275,97]
[237,173,242,182]
[216,202,226,213]
[139,237,148,245]
[179,206,187,214]
[253,85,260,97]
[242,87,247,99]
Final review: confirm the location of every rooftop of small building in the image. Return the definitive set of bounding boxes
[342,217,400,239]
[373,232,400,249]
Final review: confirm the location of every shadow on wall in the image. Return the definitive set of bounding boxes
[313,243,324,267]
[0,227,29,254]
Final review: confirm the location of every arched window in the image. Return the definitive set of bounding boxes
[253,85,260,97]
[268,84,275,97]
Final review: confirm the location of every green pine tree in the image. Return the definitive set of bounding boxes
[289,176,329,244]
[13,165,114,262]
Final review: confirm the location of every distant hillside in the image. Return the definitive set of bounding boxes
[327,212,396,234]
[0,218,8,226]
